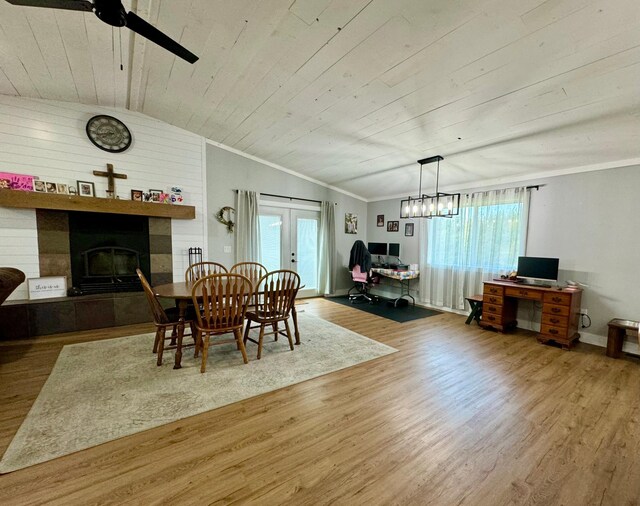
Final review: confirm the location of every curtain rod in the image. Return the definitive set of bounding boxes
[234,190,337,205]
[462,184,543,197]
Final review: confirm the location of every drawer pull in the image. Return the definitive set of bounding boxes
[551,307,561,313]
[487,315,496,321]
[551,318,560,324]
[519,290,528,296]
[552,296,562,303]
[549,329,558,335]
[489,297,497,303]
[490,288,499,294]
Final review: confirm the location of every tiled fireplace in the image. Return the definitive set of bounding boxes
[0,210,175,338]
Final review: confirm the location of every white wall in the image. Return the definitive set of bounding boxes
[524,165,640,351]
[206,142,368,292]
[0,95,207,300]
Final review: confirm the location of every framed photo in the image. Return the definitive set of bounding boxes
[56,183,68,195]
[45,181,57,193]
[131,189,143,202]
[345,213,358,234]
[377,214,384,227]
[405,223,414,237]
[77,181,95,197]
[387,220,399,232]
[34,180,47,192]
[68,186,77,196]
[0,178,11,190]
[149,189,162,202]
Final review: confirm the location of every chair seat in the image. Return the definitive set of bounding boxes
[246,309,288,323]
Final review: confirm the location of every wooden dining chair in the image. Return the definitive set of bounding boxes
[191,273,253,373]
[230,262,268,308]
[243,270,301,359]
[185,261,227,283]
[230,262,268,290]
[137,269,196,366]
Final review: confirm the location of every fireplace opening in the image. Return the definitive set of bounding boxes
[69,212,151,294]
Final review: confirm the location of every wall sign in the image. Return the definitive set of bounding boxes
[28,276,67,300]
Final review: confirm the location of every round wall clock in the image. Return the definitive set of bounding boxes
[85,115,132,153]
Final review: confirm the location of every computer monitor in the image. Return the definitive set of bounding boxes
[516,256,559,283]
[388,243,400,257]
[368,242,387,255]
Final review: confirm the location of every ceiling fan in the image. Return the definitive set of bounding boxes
[5,0,199,64]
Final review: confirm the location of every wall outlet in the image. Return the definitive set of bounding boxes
[580,308,588,315]
[223,245,232,253]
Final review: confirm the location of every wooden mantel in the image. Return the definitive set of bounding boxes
[0,190,196,219]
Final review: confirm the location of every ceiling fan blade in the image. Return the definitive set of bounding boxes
[4,0,93,12]
[125,11,198,64]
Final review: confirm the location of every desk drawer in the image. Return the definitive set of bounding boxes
[543,304,570,317]
[541,313,568,328]
[484,284,504,296]
[541,324,569,339]
[482,313,503,325]
[505,287,543,301]
[484,295,503,306]
[483,304,503,315]
[543,292,571,306]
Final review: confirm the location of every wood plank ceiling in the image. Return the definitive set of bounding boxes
[0,0,639,200]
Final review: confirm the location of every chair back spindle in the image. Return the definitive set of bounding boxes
[185,262,228,283]
[192,273,252,332]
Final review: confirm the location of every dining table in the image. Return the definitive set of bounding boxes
[154,281,302,369]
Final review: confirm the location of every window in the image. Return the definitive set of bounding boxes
[427,201,524,272]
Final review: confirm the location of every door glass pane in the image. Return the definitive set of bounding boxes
[296,218,318,290]
[259,215,282,272]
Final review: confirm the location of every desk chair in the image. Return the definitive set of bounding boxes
[348,265,378,304]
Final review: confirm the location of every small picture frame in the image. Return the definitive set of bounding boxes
[377,214,384,227]
[149,189,162,202]
[68,186,77,196]
[45,182,57,193]
[405,223,414,237]
[131,189,143,202]
[387,220,399,232]
[77,181,95,197]
[345,213,358,234]
[34,180,47,192]
[28,276,67,300]
[56,183,68,195]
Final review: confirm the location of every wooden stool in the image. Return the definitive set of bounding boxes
[606,319,639,358]
[465,295,484,325]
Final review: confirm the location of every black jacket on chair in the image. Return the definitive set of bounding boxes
[348,240,371,274]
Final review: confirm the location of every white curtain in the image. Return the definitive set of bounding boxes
[419,187,529,310]
[318,201,335,295]
[235,190,261,263]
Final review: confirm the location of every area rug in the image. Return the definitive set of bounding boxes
[0,313,396,474]
[327,295,441,322]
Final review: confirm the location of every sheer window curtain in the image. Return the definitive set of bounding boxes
[419,187,529,311]
[317,201,335,295]
[235,190,261,263]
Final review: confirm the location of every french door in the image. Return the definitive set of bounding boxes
[259,205,320,298]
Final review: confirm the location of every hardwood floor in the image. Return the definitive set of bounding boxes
[1,299,639,505]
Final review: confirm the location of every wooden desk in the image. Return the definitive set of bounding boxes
[479,280,582,350]
[154,282,301,368]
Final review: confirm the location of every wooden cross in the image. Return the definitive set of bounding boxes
[93,163,127,195]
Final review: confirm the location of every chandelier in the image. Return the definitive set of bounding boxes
[400,155,460,219]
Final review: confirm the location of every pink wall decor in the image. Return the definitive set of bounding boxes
[0,172,36,191]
